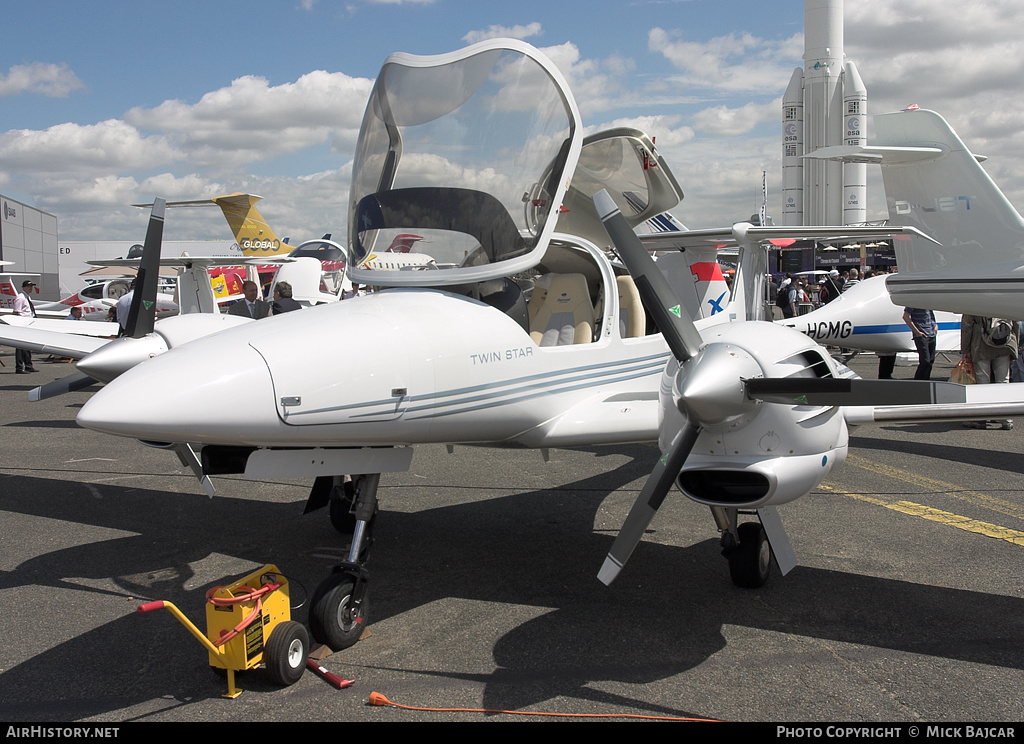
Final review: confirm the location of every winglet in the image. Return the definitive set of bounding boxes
[123,198,165,338]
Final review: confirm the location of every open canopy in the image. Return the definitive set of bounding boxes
[346,39,582,287]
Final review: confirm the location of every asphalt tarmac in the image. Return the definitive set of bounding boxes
[0,347,1022,722]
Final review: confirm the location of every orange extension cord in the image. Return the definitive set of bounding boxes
[367,691,722,721]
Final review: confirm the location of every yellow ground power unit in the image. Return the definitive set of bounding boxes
[137,564,308,698]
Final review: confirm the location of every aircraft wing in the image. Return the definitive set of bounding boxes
[844,383,1024,425]
[1,315,120,339]
[0,323,110,359]
[87,256,245,269]
[639,224,939,252]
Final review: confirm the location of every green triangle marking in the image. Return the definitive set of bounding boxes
[669,305,681,318]
[143,300,154,310]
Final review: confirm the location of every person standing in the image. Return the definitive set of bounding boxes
[820,269,843,305]
[779,276,799,319]
[903,306,937,380]
[228,280,270,319]
[271,281,302,314]
[960,315,1019,429]
[115,279,136,335]
[13,280,38,373]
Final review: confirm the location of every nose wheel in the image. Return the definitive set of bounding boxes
[725,521,772,588]
[309,569,368,651]
[310,473,380,651]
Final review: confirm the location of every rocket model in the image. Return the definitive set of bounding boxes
[783,0,867,226]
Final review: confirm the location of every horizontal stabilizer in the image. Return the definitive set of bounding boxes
[804,144,946,164]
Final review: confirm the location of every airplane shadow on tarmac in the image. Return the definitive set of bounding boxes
[0,444,1022,720]
[851,432,1024,476]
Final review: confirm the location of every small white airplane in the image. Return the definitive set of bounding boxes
[0,276,147,338]
[74,40,1024,657]
[0,263,40,312]
[777,274,961,355]
[0,202,251,419]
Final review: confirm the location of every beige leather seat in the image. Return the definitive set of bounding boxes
[616,275,645,338]
[529,273,595,346]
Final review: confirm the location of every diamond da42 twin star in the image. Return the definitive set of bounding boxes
[76,40,1024,652]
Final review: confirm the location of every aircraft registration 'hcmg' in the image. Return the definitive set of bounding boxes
[76,40,1024,655]
[777,274,961,356]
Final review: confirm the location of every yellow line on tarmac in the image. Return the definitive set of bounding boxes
[818,484,1024,547]
[845,454,1024,522]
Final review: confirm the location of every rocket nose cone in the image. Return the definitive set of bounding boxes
[77,339,276,444]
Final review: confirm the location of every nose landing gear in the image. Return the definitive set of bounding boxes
[309,473,380,651]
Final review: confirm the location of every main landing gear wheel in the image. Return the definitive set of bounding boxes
[728,522,772,588]
[309,572,367,652]
[264,620,309,686]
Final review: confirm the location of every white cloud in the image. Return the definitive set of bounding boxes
[648,27,803,94]
[0,67,375,239]
[0,120,177,173]
[540,42,637,117]
[691,99,781,136]
[635,2,1024,224]
[585,115,695,148]
[125,71,373,168]
[463,22,543,45]
[0,63,85,98]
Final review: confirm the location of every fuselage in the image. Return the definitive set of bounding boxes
[777,275,960,353]
[77,288,671,449]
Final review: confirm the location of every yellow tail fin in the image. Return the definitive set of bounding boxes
[212,193,292,256]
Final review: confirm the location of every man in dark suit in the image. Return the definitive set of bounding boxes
[271,281,302,314]
[228,280,271,319]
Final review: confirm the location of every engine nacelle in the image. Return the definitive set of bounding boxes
[677,443,848,508]
[661,321,852,508]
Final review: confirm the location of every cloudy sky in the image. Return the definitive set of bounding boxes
[2,0,1022,245]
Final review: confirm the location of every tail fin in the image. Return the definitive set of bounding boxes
[211,193,293,257]
[873,108,1024,273]
[809,107,1024,319]
[139,192,294,257]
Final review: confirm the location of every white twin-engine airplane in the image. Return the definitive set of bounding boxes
[777,274,961,355]
[74,40,1024,653]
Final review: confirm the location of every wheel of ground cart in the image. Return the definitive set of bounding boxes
[264,620,309,686]
[728,522,771,588]
[309,572,367,652]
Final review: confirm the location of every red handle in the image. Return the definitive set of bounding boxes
[305,659,353,689]
[137,600,166,613]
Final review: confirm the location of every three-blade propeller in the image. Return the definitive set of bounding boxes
[592,190,968,586]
